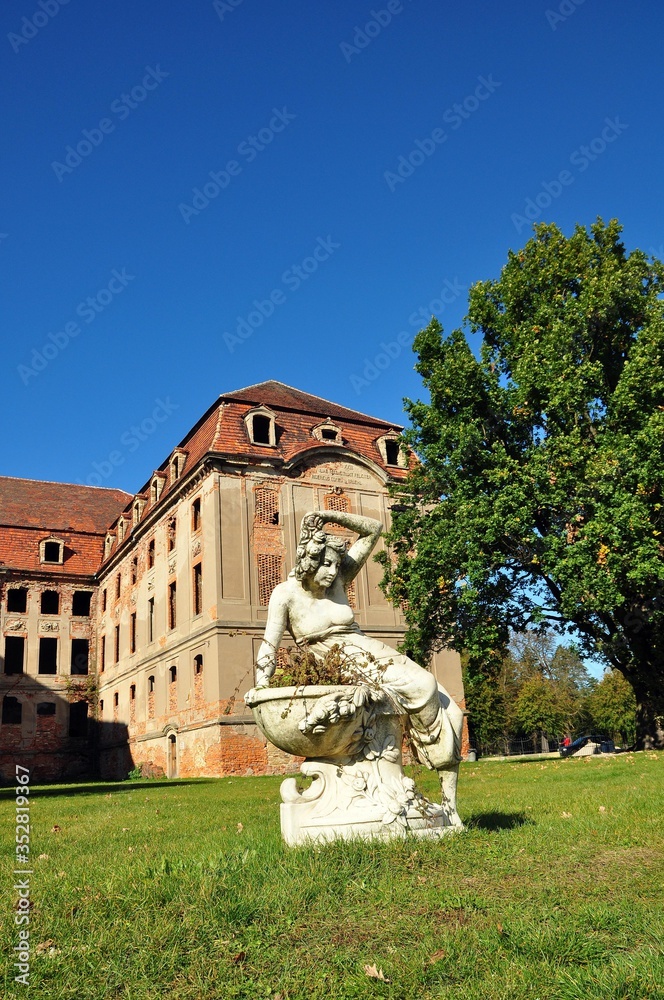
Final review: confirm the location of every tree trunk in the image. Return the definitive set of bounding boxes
[630,674,664,750]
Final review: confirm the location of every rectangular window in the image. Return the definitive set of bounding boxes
[70,638,89,676]
[72,591,92,616]
[148,539,155,568]
[115,574,121,600]
[7,588,27,613]
[130,612,136,653]
[41,590,59,615]
[131,556,138,585]
[36,702,56,717]
[114,624,120,663]
[68,701,88,738]
[148,598,154,642]
[192,497,201,532]
[4,636,25,675]
[168,582,177,630]
[102,588,107,612]
[167,517,177,552]
[100,635,106,672]
[38,637,58,674]
[193,562,203,616]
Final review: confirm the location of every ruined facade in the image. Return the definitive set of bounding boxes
[1,382,465,782]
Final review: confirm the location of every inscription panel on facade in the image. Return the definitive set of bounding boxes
[300,458,381,489]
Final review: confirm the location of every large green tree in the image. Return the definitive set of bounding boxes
[380,220,664,748]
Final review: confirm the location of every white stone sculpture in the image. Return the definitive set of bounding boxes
[244,511,464,845]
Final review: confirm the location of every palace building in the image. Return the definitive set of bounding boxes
[0,381,465,782]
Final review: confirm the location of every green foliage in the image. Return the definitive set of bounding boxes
[587,669,637,745]
[381,219,664,746]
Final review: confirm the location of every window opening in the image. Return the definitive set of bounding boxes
[192,497,201,532]
[41,590,59,615]
[252,414,271,444]
[70,638,89,676]
[2,696,22,725]
[37,702,56,716]
[114,624,120,663]
[4,636,25,675]
[72,591,92,616]
[193,562,203,616]
[148,598,155,642]
[148,539,155,568]
[194,654,203,675]
[43,540,62,562]
[38,637,57,675]
[385,439,400,466]
[7,588,27,613]
[69,701,88,737]
[130,612,136,653]
[168,582,177,630]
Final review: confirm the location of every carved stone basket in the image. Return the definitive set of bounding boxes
[244,684,459,846]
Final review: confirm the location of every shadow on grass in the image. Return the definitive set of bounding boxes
[0,778,218,800]
[464,811,534,831]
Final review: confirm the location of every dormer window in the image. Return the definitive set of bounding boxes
[244,405,276,447]
[104,533,115,559]
[40,537,64,564]
[377,433,408,468]
[170,450,187,482]
[150,475,165,505]
[132,498,146,526]
[312,419,342,444]
[117,518,127,543]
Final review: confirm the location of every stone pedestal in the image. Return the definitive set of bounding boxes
[245,684,460,846]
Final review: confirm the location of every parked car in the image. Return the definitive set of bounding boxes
[559,735,616,758]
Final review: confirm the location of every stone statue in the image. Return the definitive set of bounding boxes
[246,511,464,843]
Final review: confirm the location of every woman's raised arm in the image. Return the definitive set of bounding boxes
[319,511,383,583]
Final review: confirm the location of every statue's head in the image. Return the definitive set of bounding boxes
[294,514,347,585]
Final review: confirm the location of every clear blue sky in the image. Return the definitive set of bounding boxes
[2,0,662,497]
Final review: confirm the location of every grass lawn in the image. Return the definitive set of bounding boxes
[2,753,663,1000]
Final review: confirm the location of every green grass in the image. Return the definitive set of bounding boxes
[2,753,663,999]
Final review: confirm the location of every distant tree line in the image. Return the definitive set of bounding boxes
[462,633,637,755]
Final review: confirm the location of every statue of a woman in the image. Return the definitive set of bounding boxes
[256,511,464,819]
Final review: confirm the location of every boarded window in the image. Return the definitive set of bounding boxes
[324,492,350,514]
[38,637,58,674]
[130,612,136,653]
[257,553,282,606]
[254,487,279,525]
[168,582,177,630]
[70,638,89,675]
[69,701,87,738]
[2,696,22,725]
[193,563,203,616]
[192,497,201,532]
[72,591,92,616]
[4,636,25,675]
[41,590,59,615]
[7,588,27,613]
[37,702,56,716]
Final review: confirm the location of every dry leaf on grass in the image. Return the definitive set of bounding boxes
[364,963,390,981]
[237,822,244,832]
[428,949,446,964]
[231,951,247,965]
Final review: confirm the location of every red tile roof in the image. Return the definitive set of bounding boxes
[0,477,130,576]
[222,381,401,427]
